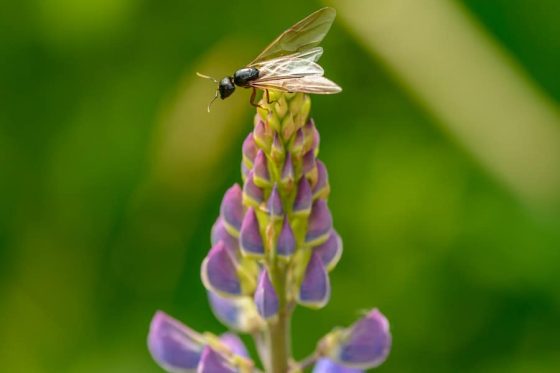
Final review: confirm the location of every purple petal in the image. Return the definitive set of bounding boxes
[312,160,329,199]
[313,358,362,373]
[211,218,239,254]
[254,269,279,319]
[271,132,285,162]
[253,150,271,186]
[298,252,330,308]
[277,216,296,258]
[293,177,312,214]
[306,200,333,245]
[290,128,304,155]
[201,241,241,296]
[314,229,342,271]
[267,184,284,219]
[197,347,236,373]
[333,309,391,369]
[219,333,249,358]
[241,161,250,181]
[281,153,294,185]
[253,117,271,150]
[148,311,204,372]
[302,150,316,175]
[220,184,244,235]
[240,208,265,256]
[243,171,264,206]
[242,133,257,167]
[207,292,261,332]
[303,119,318,153]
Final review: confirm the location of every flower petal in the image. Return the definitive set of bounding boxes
[242,133,257,168]
[201,241,241,296]
[297,251,330,308]
[277,216,296,258]
[293,177,312,215]
[312,160,329,199]
[197,347,236,373]
[281,153,294,186]
[148,311,204,372]
[254,269,279,319]
[267,183,284,219]
[207,292,262,332]
[220,184,244,235]
[253,150,271,187]
[243,171,264,206]
[306,200,333,245]
[219,333,249,358]
[313,358,362,373]
[314,229,342,271]
[328,309,391,369]
[211,218,239,254]
[240,208,265,257]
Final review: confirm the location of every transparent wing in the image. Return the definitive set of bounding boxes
[248,7,336,65]
[250,75,342,94]
[256,56,324,82]
[250,47,324,68]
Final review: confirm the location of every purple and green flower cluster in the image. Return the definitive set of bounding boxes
[148,92,391,372]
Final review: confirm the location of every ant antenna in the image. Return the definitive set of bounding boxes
[207,90,219,113]
[196,72,218,84]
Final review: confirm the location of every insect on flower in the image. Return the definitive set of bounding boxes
[197,7,342,112]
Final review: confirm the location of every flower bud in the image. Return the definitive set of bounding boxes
[297,251,330,308]
[267,183,283,219]
[254,269,279,320]
[303,119,318,153]
[243,171,264,207]
[322,309,391,370]
[197,346,236,373]
[313,160,330,199]
[148,311,204,372]
[293,177,312,215]
[201,241,243,296]
[281,153,294,187]
[254,117,272,152]
[207,292,263,333]
[306,199,333,245]
[253,150,271,187]
[219,333,249,358]
[211,218,239,255]
[277,216,296,259]
[313,358,362,373]
[290,128,304,155]
[302,150,316,176]
[220,184,244,236]
[314,229,342,271]
[240,208,265,257]
[271,132,285,163]
[242,132,257,169]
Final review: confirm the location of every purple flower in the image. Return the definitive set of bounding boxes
[314,229,343,271]
[324,309,391,370]
[298,251,330,308]
[254,268,279,319]
[207,292,262,332]
[220,184,244,235]
[313,358,362,373]
[148,311,205,372]
[197,347,236,373]
[239,207,265,257]
[306,199,333,245]
[201,241,242,296]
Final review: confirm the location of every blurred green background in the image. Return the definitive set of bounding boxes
[1,0,560,372]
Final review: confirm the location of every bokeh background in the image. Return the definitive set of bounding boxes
[2,0,560,372]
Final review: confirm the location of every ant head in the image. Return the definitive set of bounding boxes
[196,72,222,112]
[218,77,235,99]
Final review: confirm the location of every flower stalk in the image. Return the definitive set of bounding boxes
[148,91,392,372]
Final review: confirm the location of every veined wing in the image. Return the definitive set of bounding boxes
[249,47,324,68]
[250,75,342,94]
[256,56,324,82]
[248,7,336,65]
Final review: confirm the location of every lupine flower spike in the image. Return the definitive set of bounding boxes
[150,7,391,373]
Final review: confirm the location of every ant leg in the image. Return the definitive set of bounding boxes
[249,87,267,111]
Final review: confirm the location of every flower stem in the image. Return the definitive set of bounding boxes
[267,261,291,373]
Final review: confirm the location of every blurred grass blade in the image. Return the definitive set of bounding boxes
[333,0,560,209]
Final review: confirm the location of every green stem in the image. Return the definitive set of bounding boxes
[267,262,291,373]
